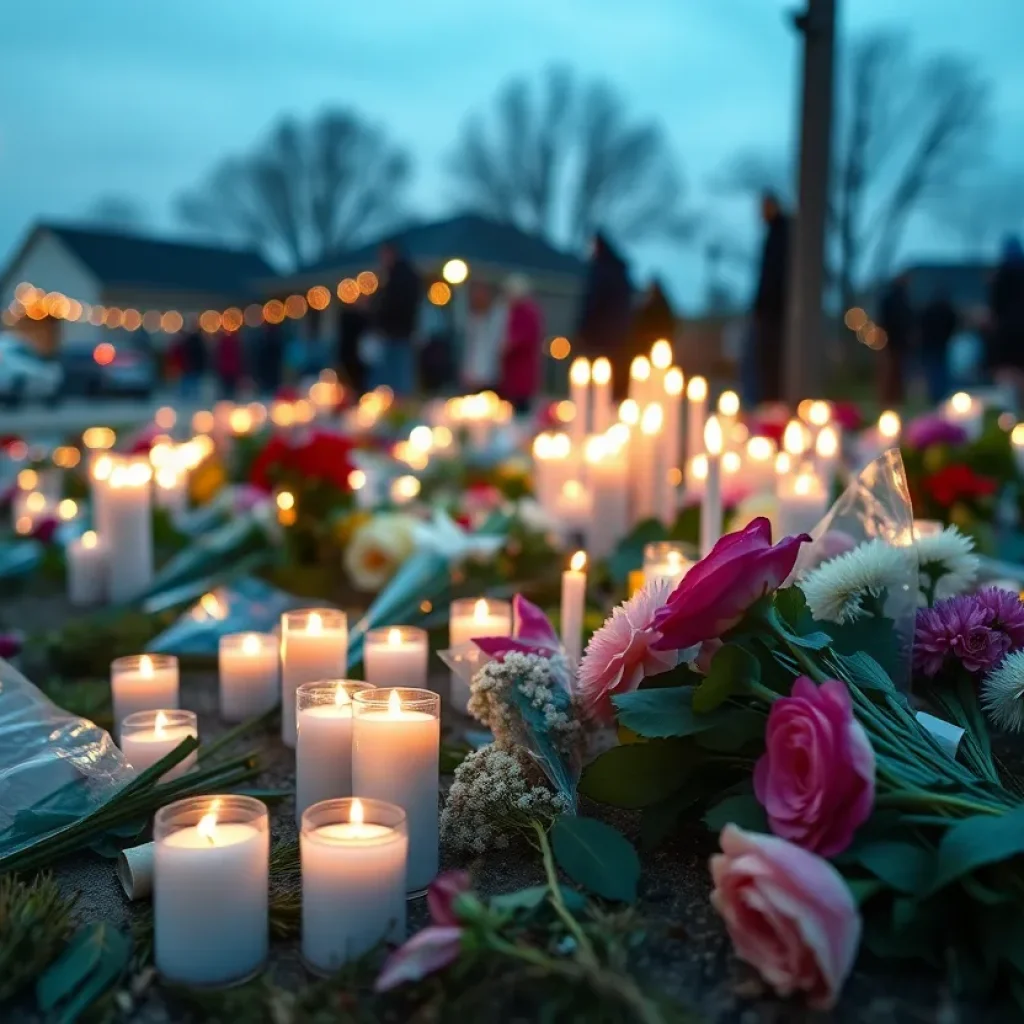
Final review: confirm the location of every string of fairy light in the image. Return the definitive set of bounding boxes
[1,258,472,335]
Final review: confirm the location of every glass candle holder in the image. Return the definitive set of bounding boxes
[110,654,179,740]
[280,608,348,747]
[301,797,408,974]
[352,688,441,895]
[120,709,197,781]
[364,626,429,689]
[295,680,372,824]
[154,794,269,987]
[642,541,692,588]
[448,598,511,713]
[219,632,280,722]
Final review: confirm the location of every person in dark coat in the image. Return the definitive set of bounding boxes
[989,237,1024,398]
[918,292,957,404]
[370,240,422,397]
[876,272,915,406]
[257,321,284,395]
[751,192,790,405]
[337,296,370,394]
[576,232,633,398]
[179,324,207,399]
[631,278,676,351]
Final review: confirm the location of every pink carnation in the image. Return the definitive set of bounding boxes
[577,579,677,723]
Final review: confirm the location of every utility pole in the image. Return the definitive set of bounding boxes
[784,0,837,403]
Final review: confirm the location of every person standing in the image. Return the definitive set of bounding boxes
[576,232,633,398]
[257,320,284,395]
[918,291,957,404]
[370,240,421,397]
[499,274,544,414]
[751,192,790,405]
[989,236,1024,403]
[215,327,243,399]
[876,272,914,406]
[179,322,207,399]
[461,282,507,393]
[337,295,370,394]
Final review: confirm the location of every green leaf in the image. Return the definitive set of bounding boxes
[703,793,768,833]
[694,645,760,713]
[929,807,1024,894]
[613,687,733,738]
[37,922,130,1024]
[774,587,811,631]
[844,839,934,896]
[578,740,693,809]
[846,877,886,905]
[694,710,767,753]
[639,784,707,851]
[823,618,901,682]
[490,884,586,915]
[829,650,897,693]
[551,815,640,903]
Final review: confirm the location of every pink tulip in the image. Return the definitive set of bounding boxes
[374,926,463,992]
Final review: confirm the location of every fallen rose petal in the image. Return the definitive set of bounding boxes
[427,870,471,927]
[374,926,463,992]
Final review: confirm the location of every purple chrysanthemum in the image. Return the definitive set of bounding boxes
[974,587,1024,648]
[904,414,968,450]
[914,594,1013,678]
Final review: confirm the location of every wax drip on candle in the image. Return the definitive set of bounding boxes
[82,530,98,550]
[241,633,260,656]
[650,339,673,370]
[198,800,221,846]
[308,611,323,636]
[570,550,587,573]
[387,627,402,647]
[155,710,169,736]
[140,655,154,678]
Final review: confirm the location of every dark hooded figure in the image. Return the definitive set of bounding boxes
[576,232,633,396]
[631,279,676,352]
[990,235,1024,375]
[751,191,790,404]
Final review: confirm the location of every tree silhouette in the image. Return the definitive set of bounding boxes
[941,166,1024,256]
[447,66,692,251]
[86,195,149,232]
[176,109,411,269]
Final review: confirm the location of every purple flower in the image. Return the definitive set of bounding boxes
[914,594,1012,677]
[474,594,562,660]
[904,414,968,450]
[974,587,1024,648]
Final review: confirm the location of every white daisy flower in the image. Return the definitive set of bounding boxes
[915,525,979,602]
[798,538,909,623]
[982,650,1024,733]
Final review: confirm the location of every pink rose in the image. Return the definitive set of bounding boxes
[710,825,860,1009]
[653,518,809,651]
[754,678,874,856]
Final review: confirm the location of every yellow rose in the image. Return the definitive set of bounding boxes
[343,513,418,592]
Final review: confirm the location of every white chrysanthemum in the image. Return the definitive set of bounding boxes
[799,538,908,623]
[982,650,1024,733]
[915,525,979,602]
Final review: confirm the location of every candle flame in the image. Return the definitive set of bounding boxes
[197,800,220,845]
[795,473,814,496]
[775,452,792,475]
[473,598,489,622]
[155,710,168,736]
[747,436,774,462]
[878,410,901,440]
[630,355,651,382]
[808,400,831,427]
[241,633,261,656]
[618,399,639,426]
[815,425,839,458]
[591,356,611,386]
[664,367,683,396]
[82,530,98,549]
[950,391,972,415]
[690,454,708,481]
[783,420,807,456]
[640,403,663,436]
[667,550,682,569]
[723,451,741,474]
[308,611,323,635]
[570,550,587,572]
[569,357,591,386]
[335,684,350,706]
[388,627,402,647]
[1012,424,1024,447]
[351,798,365,826]
[704,416,723,455]
[717,390,740,417]
[650,339,673,370]
[686,376,707,402]
[388,689,402,715]
[140,655,153,678]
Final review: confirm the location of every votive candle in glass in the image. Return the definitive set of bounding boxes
[448,598,511,713]
[281,609,348,747]
[296,680,371,824]
[352,688,440,894]
[364,626,429,688]
[643,541,693,588]
[301,797,408,973]
[154,795,269,987]
[111,654,179,740]
[218,632,280,722]
[120,709,197,781]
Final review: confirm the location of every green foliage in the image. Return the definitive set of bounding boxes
[694,644,760,712]
[703,792,768,834]
[928,806,1024,895]
[579,740,694,809]
[551,815,641,903]
[612,685,728,739]
[839,839,935,896]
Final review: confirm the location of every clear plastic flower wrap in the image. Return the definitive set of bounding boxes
[0,658,130,858]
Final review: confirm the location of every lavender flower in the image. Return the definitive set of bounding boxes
[914,594,1012,678]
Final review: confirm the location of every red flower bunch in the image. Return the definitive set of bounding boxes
[250,430,357,494]
[923,463,997,507]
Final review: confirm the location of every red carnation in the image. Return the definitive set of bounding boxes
[923,463,997,507]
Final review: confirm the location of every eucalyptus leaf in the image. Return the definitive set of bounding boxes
[579,739,694,809]
[37,922,130,1024]
[490,884,586,914]
[613,686,733,738]
[703,793,768,833]
[929,807,1024,895]
[551,816,640,903]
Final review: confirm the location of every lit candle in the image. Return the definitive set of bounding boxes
[352,688,441,894]
[218,632,280,722]
[448,598,511,713]
[1011,424,1024,475]
[560,551,587,667]
[554,478,593,542]
[583,433,629,558]
[120,710,197,781]
[806,400,831,447]
[154,796,269,987]
[945,391,982,441]
[814,424,839,491]
[364,626,429,689]
[717,390,740,446]
[591,357,614,433]
[281,609,348,748]
[686,376,708,466]
[636,402,666,525]
[67,529,106,606]
[569,357,591,445]
[649,339,673,394]
[643,541,693,587]
[701,416,724,557]
[878,410,901,447]
[777,470,828,539]
[300,797,408,974]
[111,654,179,740]
[153,466,188,513]
[663,368,684,496]
[629,355,652,409]
[783,419,810,468]
[686,452,708,500]
[106,460,154,602]
[745,436,777,495]
[296,681,372,824]
[89,452,114,540]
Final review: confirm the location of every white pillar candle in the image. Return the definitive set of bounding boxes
[296,681,371,824]
[591,357,614,433]
[637,403,666,525]
[154,467,188,513]
[569,357,591,446]
[814,425,840,492]
[582,433,629,558]
[448,598,512,713]
[281,609,348,748]
[701,416,724,557]
[554,478,593,543]
[685,376,708,466]
[67,530,106,606]
[106,460,154,602]
[218,632,280,722]
[300,797,408,973]
[560,551,587,667]
[111,655,179,740]
[643,542,693,588]
[663,368,684,489]
[628,355,652,409]
[89,452,115,540]
[649,339,673,396]
[364,626,428,688]
[745,436,777,495]
[154,795,269,987]
[717,390,740,449]
[120,710,197,781]
[532,432,556,511]
[777,469,829,539]
[352,688,441,894]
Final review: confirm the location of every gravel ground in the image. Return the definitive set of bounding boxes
[3,589,1018,1023]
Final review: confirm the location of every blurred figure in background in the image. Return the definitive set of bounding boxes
[179,320,207,399]
[751,191,790,405]
[576,232,632,398]
[370,239,421,397]
[876,272,914,406]
[989,235,1024,404]
[337,294,370,394]
[215,326,243,399]
[257,320,284,395]
[500,274,544,414]
[461,281,507,392]
[918,290,957,403]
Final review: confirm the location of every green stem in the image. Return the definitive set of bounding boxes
[531,819,596,965]
[876,790,1003,816]
[746,680,780,705]
[197,707,278,763]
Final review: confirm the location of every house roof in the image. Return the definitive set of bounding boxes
[300,213,587,281]
[12,223,277,296]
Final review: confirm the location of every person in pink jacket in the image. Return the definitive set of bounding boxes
[500,275,544,414]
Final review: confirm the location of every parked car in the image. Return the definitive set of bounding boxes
[0,333,63,405]
[60,338,157,398]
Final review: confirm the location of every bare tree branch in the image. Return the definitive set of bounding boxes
[85,195,149,232]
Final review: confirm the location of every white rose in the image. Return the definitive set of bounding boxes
[343,513,418,592]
